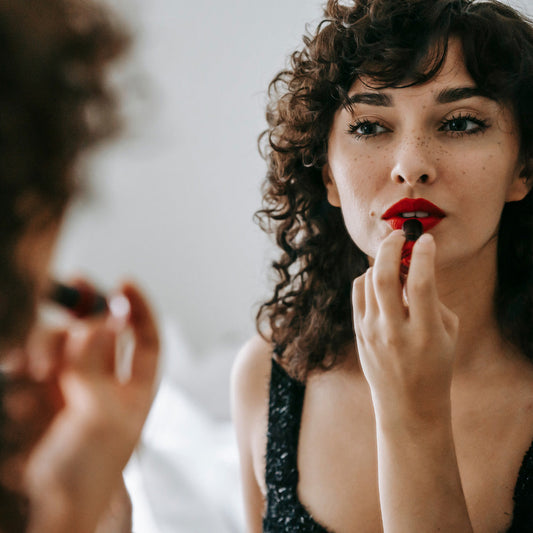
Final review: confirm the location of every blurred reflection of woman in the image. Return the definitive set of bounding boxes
[232,0,533,531]
[0,1,159,532]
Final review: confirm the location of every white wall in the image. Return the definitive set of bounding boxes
[53,0,324,355]
[52,0,533,357]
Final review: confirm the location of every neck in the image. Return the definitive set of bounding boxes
[435,239,511,374]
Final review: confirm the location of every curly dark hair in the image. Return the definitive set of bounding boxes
[0,0,128,347]
[256,0,533,380]
[0,0,129,529]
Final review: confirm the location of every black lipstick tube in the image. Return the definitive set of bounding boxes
[47,281,108,318]
[400,219,423,284]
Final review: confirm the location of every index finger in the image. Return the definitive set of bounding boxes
[118,282,160,385]
[372,230,406,317]
[405,233,440,323]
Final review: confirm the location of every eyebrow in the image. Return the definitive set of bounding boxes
[346,86,490,108]
[347,92,392,107]
[435,87,488,104]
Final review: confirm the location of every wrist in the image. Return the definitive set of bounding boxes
[27,485,94,533]
[372,390,453,436]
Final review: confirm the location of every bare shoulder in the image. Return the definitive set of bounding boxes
[231,334,273,421]
[231,335,274,526]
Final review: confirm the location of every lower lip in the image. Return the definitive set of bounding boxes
[384,216,444,232]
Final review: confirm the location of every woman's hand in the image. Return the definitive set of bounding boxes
[22,281,160,533]
[352,231,473,532]
[352,230,459,421]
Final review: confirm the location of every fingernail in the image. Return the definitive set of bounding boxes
[109,294,130,321]
[417,233,434,245]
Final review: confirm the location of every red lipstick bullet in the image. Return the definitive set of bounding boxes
[400,218,423,284]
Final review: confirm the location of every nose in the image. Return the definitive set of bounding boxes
[390,135,437,186]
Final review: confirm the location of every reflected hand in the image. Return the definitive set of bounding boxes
[94,476,133,533]
[22,281,159,533]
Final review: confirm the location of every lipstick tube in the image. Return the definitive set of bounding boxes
[400,219,423,284]
[47,281,108,318]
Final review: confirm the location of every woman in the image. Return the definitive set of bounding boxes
[0,0,160,531]
[232,0,533,531]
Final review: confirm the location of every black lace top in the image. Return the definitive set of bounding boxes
[263,358,533,532]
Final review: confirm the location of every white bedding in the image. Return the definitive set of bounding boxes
[124,320,245,533]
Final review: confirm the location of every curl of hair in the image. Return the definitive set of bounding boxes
[0,0,129,346]
[0,0,129,529]
[255,0,533,380]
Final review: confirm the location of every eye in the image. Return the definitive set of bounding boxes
[439,114,488,136]
[347,120,389,139]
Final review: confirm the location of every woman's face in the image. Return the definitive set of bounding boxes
[323,39,529,268]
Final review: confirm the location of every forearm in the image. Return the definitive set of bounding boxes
[27,476,132,533]
[27,486,101,533]
[25,430,131,533]
[375,406,473,533]
[95,477,133,533]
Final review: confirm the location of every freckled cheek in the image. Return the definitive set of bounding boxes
[446,158,513,239]
[452,153,512,199]
[327,145,389,245]
[333,181,382,256]
[333,162,380,213]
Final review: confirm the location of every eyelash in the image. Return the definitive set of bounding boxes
[346,120,387,140]
[346,114,490,140]
[438,113,489,136]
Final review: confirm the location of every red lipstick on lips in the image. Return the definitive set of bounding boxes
[381,198,445,284]
[381,198,445,232]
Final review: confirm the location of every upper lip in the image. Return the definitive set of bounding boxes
[381,198,445,219]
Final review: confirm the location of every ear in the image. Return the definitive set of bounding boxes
[506,161,533,202]
[322,164,341,207]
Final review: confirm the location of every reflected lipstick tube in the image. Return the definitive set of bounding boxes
[47,281,108,318]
